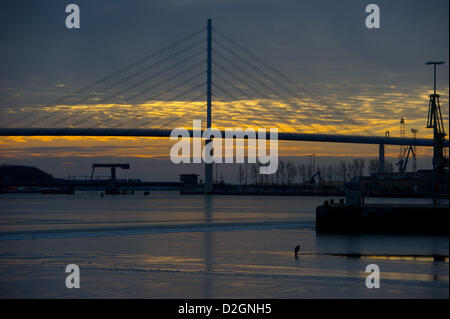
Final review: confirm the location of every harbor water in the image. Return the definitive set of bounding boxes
[0,193,448,298]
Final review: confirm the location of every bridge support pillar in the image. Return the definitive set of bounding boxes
[378,144,385,172]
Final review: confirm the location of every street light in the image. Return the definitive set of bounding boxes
[425,61,445,95]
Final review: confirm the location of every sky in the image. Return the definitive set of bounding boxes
[0,0,448,181]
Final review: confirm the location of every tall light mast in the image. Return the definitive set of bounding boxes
[425,61,446,204]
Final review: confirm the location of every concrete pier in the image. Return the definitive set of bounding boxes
[316,200,448,234]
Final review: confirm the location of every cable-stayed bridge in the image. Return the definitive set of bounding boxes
[0,20,448,192]
[0,127,439,147]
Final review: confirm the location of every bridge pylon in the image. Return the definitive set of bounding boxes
[205,18,213,194]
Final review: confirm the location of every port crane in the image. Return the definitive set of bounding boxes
[425,61,448,204]
[90,164,130,182]
[396,145,416,174]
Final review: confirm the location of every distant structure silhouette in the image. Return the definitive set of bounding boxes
[294,245,301,258]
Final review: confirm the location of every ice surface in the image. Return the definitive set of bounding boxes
[0,193,448,298]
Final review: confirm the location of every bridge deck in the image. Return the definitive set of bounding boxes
[0,127,447,147]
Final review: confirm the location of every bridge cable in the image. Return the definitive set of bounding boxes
[112,74,203,127]
[25,42,204,128]
[213,40,352,135]
[137,85,206,128]
[212,76,286,130]
[212,67,317,134]
[212,59,322,134]
[67,71,206,129]
[110,71,205,128]
[213,27,377,137]
[212,65,314,133]
[34,51,204,128]
[4,27,204,128]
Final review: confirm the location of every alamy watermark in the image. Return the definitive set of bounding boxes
[170,120,279,174]
[65,4,80,29]
[65,264,80,288]
[365,4,380,29]
[64,4,379,30]
[365,264,380,288]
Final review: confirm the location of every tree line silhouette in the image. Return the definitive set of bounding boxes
[235,158,394,186]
